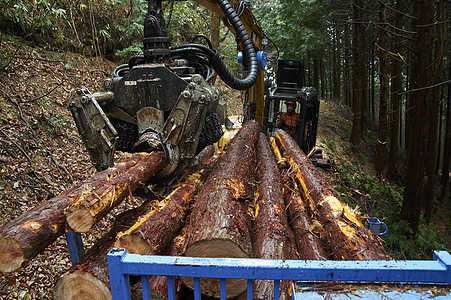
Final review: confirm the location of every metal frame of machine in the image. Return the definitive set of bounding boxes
[106,248,451,300]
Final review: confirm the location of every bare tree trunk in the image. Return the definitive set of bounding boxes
[386,0,403,177]
[401,0,435,235]
[210,12,220,85]
[333,26,341,101]
[438,62,451,204]
[424,0,446,222]
[349,0,364,146]
[313,59,320,92]
[320,60,325,99]
[375,0,389,176]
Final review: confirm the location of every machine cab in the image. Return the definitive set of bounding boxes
[263,60,320,154]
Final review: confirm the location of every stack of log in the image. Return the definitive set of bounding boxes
[0,121,390,300]
[0,151,165,273]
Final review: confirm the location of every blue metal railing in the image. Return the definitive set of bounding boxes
[107,248,451,300]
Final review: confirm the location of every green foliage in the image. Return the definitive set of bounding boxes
[0,46,14,60]
[115,42,142,63]
[48,113,70,130]
[253,0,331,60]
[322,138,336,153]
[331,157,449,260]
[166,1,210,44]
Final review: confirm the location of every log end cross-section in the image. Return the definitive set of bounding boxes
[0,233,24,273]
[65,151,166,233]
[54,271,112,300]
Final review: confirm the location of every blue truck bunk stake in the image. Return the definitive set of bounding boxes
[107,248,451,300]
[65,230,85,264]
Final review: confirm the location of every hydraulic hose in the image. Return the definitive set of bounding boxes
[213,0,258,90]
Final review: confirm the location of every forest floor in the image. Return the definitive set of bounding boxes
[0,39,449,299]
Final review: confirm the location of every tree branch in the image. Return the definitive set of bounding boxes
[399,80,451,95]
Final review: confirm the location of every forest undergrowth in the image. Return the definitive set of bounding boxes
[316,99,450,260]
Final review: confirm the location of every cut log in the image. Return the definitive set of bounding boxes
[252,133,296,300]
[274,130,390,260]
[182,120,261,298]
[269,136,288,169]
[130,226,188,300]
[283,190,328,260]
[114,183,196,255]
[269,139,327,260]
[115,147,220,256]
[0,152,155,273]
[54,202,156,300]
[65,151,166,232]
[311,158,331,169]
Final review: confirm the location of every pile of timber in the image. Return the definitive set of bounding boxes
[0,151,165,273]
[0,121,390,300]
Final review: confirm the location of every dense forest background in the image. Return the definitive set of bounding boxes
[0,0,450,259]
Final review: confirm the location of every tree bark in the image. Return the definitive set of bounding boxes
[349,0,364,146]
[386,0,403,177]
[269,136,327,260]
[275,130,390,260]
[374,0,388,176]
[252,133,296,300]
[0,152,154,273]
[401,0,435,235]
[269,136,288,169]
[182,120,260,298]
[424,0,445,223]
[332,25,341,101]
[65,151,165,233]
[114,146,219,255]
[210,12,220,85]
[114,183,196,255]
[284,191,328,260]
[129,227,188,300]
[54,202,156,300]
[438,62,451,204]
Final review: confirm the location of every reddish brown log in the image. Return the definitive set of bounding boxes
[270,136,327,260]
[116,147,220,256]
[182,120,261,298]
[274,130,390,260]
[129,227,188,300]
[0,152,154,273]
[54,202,156,300]
[252,133,296,300]
[114,183,196,255]
[284,190,328,260]
[65,151,166,232]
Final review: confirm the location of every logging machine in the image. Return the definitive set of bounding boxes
[66,0,319,178]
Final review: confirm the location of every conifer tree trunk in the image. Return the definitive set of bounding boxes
[424,0,446,222]
[210,11,220,85]
[386,0,403,177]
[438,63,451,204]
[375,0,388,176]
[349,0,364,146]
[333,26,341,101]
[401,0,435,235]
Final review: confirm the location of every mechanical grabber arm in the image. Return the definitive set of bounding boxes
[67,0,266,177]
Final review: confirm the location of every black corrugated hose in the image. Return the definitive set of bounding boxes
[170,0,258,90]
